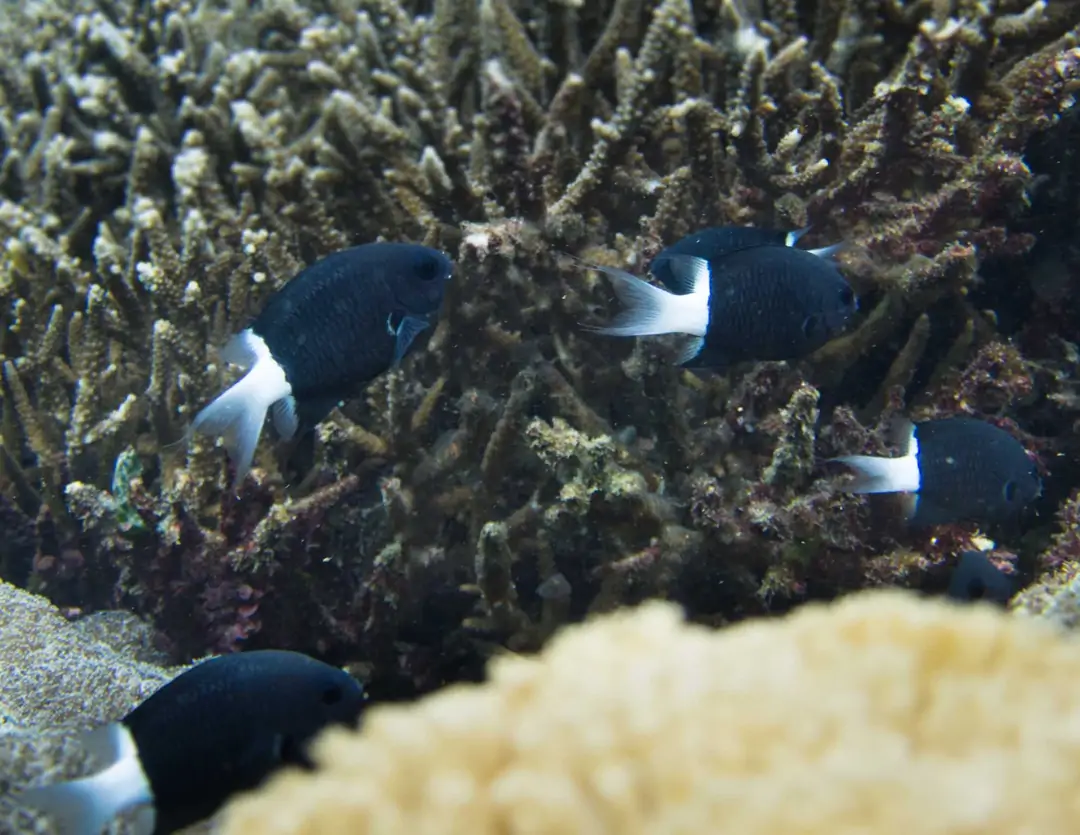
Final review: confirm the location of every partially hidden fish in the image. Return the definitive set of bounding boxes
[18,650,366,835]
[648,224,844,292]
[831,417,1042,527]
[580,235,856,367]
[946,550,1018,604]
[193,242,453,486]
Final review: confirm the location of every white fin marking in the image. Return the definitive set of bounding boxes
[785,227,811,247]
[888,417,917,454]
[807,241,848,258]
[192,330,291,487]
[218,331,260,369]
[583,257,710,337]
[271,395,299,440]
[18,724,153,835]
[830,451,921,494]
[675,336,706,365]
[785,226,847,258]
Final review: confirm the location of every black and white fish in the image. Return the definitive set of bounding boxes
[831,417,1042,527]
[579,238,856,367]
[193,242,452,485]
[19,650,366,835]
[649,224,844,292]
[946,550,1018,604]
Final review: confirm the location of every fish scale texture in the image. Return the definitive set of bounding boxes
[222,592,1080,834]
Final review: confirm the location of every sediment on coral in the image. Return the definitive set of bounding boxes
[0,0,1078,692]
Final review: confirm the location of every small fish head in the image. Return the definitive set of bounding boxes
[389,245,453,316]
[240,652,368,750]
[266,664,367,769]
[1000,464,1042,514]
[798,280,857,348]
[313,670,368,728]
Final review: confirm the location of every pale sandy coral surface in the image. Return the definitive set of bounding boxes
[0,580,190,835]
[222,592,1080,834]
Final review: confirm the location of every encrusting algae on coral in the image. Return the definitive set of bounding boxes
[219,591,1080,834]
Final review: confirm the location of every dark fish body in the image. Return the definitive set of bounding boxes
[691,245,856,366]
[650,226,793,290]
[947,551,1018,604]
[832,417,1042,527]
[910,418,1041,526]
[253,244,450,403]
[192,242,452,485]
[19,650,366,835]
[650,225,844,294]
[580,227,854,366]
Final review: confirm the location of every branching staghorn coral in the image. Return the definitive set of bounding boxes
[0,0,1078,690]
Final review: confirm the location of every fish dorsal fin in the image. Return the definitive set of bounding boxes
[888,417,917,456]
[654,254,711,297]
[785,226,847,259]
[271,395,299,440]
[785,226,811,246]
[391,314,430,365]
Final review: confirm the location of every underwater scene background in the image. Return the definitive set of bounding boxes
[5,0,1080,830]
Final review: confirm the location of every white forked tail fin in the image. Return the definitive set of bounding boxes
[577,255,711,338]
[18,724,154,835]
[192,330,291,488]
[829,453,921,494]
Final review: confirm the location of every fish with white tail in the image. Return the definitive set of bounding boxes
[18,650,366,835]
[830,417,1042,527]
[193,242,452,486]
[578,227,856,367]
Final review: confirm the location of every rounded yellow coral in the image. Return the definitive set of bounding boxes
[221,592,1080,834]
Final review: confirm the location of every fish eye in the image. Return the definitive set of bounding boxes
[964,577,988,601]
[415,257,444,282]
[321,685,343,705]
[1003,481,1017,502]
[839,286,854,306]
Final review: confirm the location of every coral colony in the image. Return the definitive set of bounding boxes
[1,0,1080,701]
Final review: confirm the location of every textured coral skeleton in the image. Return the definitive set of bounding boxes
[1,0,1079,690]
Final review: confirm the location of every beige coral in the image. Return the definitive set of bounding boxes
[221,591,1080,834]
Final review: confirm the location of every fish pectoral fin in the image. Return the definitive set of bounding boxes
[271,396,300,441]
[278,734,317,770]
[392,314,430,365]
[295,393,347,432]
